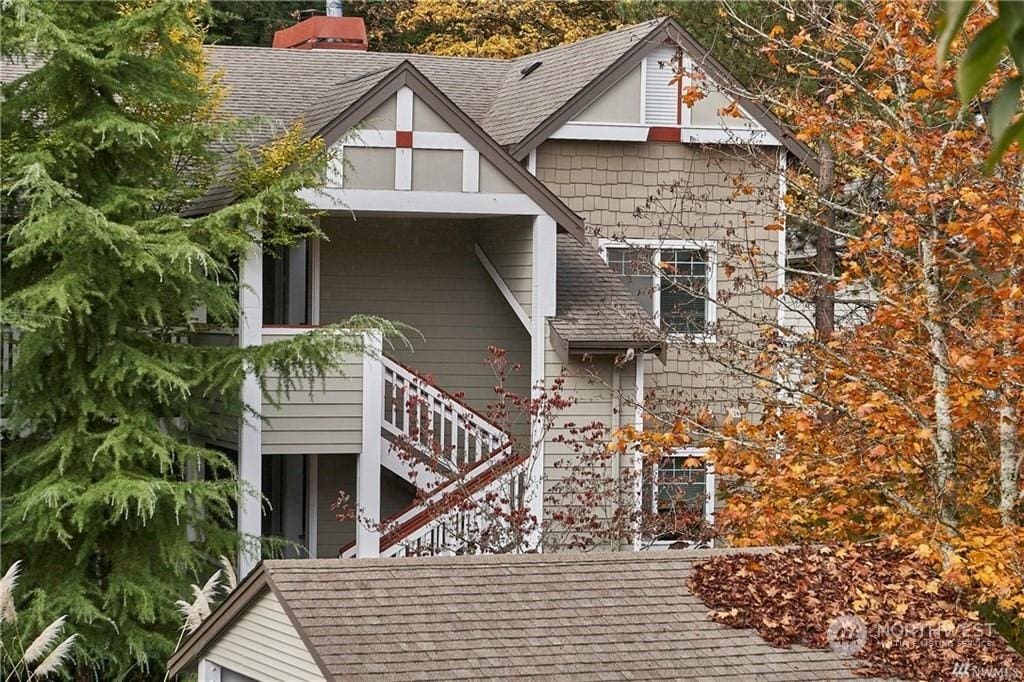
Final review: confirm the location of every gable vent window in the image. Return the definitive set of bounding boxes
[602,239,716,339]
[644,46,681,125]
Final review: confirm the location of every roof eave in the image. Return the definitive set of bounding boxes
[166,564,270,677]
[509,17,819,177]
[314,61,587,242]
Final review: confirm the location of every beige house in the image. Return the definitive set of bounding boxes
[182,12,812,570]
[166,551,880,681]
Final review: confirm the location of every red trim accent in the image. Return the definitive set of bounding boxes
[395,130,413,148]
[647,126,681,142]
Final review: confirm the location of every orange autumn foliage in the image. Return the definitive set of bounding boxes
[626,0,1024,619]
[716,0,1024,617]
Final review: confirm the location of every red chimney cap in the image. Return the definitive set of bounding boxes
[272,16,368,51]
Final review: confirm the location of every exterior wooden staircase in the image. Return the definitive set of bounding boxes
[341,355,531,558]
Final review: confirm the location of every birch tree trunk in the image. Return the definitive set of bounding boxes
[814,139,836,340]
[920,233,957,528]
[998,361,1019,527]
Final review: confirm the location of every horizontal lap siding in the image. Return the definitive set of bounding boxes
[319,217,531,437]
[476,217,534,320]
[316,455,356,558]
[206,590,325,681]
[537,140,781,419]
[262,333,363,456]
[315,456,414,558]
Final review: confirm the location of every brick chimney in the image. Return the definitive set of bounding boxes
[272,3,368,51]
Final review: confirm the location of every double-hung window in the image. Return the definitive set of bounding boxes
[601,239,716,339]
[643,447,715,547]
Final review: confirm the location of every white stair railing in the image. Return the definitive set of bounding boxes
[339,355,531,559]
[340,442,531,559]
[381,355,505,472]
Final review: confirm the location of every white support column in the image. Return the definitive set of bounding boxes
[632,355,645,551]
[198,659,222,682]
[528,214,557,549]
[309,234,321,326]
[238,237,263,577]
[356,330,383,558]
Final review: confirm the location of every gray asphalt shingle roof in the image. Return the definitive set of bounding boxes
[554,234,663,351]
[257,550,883,681]
[481,19,664,147]
[201,20,665,150]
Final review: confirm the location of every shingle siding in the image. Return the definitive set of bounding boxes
[538,139,782,417]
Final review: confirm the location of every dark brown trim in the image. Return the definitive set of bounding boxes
[314,66,408,148]
[166,564,270,677]
[314,61,587,242]
[565,341,665,355]
[264,569,333,681]
[510,18,819,176]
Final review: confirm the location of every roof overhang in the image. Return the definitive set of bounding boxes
[510,17,819,176]
[165,562,332,680]
[313,61,586,242]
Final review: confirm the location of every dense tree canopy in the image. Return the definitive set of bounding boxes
[206,0,778,84]
[0,1,387,675]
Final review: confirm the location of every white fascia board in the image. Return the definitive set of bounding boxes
[298,188,544,216]
[551,122,780,146]
[552,122,650,142]
[681,127,779,145]
[344,130,396,148]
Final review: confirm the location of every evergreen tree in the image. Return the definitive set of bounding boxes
[0,1,391,676]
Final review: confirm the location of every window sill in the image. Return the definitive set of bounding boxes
[666,332,717,345]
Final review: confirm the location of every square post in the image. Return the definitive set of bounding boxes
[356,330,383,558]
[238,237,263,577]
[529,214,557,550]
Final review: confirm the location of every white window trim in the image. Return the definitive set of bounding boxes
[598,237,717,343]
[648,446,715,549]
